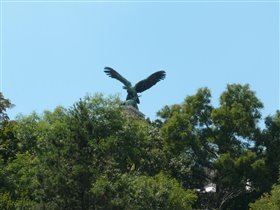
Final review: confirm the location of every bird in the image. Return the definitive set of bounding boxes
[104,67,166,110]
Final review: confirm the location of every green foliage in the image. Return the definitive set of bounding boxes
[159,88,215,190]
[250,167,280,210]
[0,94,184,209]
[0,92,14,122]
[0,153,38,209]
[91,173,197,210]
[160,87,213,154]
[258,111,280,187]
[0,121,18,162]
[250,185,280,210]
[0,85,278,210]
[0,192,14,210]
[212,84,263,154]
[158,84,269,209]
[215,152,266,191]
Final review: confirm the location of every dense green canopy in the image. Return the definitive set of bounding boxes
[0,85,279,210]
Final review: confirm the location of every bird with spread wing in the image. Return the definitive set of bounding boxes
[104,67,166,110]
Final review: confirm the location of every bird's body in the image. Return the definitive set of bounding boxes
[104,67,166,110]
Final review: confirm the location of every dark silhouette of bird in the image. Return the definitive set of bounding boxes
[104,67,166,110]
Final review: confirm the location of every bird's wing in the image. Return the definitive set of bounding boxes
[135,71,166,93]
[104,67,132,87]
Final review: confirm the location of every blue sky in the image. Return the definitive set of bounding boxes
[1,1,279,122]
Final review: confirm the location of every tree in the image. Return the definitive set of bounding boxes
[0,92,13,123]
[158,88,215,190]
[249,185,280,210]
[213,151,267,209]
[5,94,190,210]
[0,121,18,162]
[91,172,197,210]
[0,153,39,209]
[1,85,277,209]
[0,93,18,162]
[250,167,280,210]
[33,94,126,209]
[158,84,266,209]
[211,84,263,154]
[257,111,280,188]
[211,84,265,209]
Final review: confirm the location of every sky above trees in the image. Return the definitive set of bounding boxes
[1,1,278,120]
